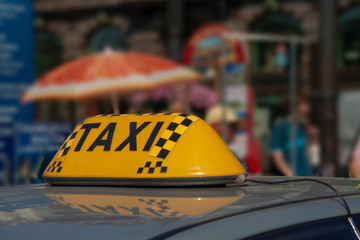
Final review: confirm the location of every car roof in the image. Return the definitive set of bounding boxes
[1,176,360,240]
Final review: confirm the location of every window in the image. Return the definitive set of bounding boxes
[251,13,301,73]
[339,6,360,68]
[35,31,63,122]
[89,27,127,53]
[351,214,360,229]
[35,31,62,78]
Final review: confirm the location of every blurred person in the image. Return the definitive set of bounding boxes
[275,43,288,71]
[306,126,321,176]
[270,95,312,176]
[350,136,360,178]
[205,104,261,174]
[205,104,239,145]
[169,101,187,113]
[230,117,248,161]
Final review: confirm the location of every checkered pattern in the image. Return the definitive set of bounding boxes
[46,160,64,173]
[48,194,79,210]
[138,198,185,217]
[46,126,81,175]
[135,113,172,116]
[56,128,78,159]
[137,161,167,174]
[138,198,168,205]
[48,194,69,205]
[149,114,199,159]
[91,112,174,118]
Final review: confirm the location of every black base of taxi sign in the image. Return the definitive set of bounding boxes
[43,176,241,187]
[43,113,247,187]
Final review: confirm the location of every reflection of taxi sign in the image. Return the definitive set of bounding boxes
[43,113,247,186]
[45,188,244,218]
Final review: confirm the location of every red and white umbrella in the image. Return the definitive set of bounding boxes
[23,49,201,103]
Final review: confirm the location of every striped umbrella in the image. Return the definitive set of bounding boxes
[23,49,201,103]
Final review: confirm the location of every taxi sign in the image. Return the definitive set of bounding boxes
[43,113,247,186]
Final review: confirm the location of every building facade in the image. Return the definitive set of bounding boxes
[34,0,360,171]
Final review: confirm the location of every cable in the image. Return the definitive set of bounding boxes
[246,178,352,217]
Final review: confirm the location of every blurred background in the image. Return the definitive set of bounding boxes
[2,0,360,185]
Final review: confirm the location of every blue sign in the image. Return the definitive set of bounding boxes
[0,0,34,119]
[0,0,34,184]
[14,123,72,184]
[15,123,72,158]
[0,123,13,185]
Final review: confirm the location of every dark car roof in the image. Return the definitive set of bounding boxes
[1,176,360,240]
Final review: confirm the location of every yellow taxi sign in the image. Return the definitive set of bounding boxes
[43,113,247,186]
